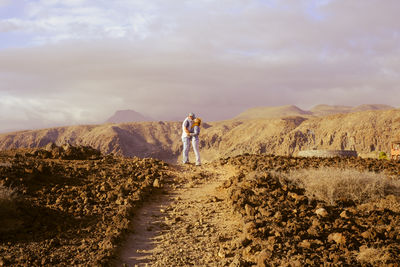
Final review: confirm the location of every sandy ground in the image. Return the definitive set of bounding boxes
[118,163,242,266]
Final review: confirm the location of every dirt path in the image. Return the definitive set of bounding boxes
[118,164,242,266]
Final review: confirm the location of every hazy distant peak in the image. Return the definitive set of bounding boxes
[352,104,394,112]
[310,104,394,116]
[106,109,152,123]
[310,105,353,116]
[235,105,311,119]
[311,104,352,110]
[234,104,395,120]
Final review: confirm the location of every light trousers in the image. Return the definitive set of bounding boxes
[192,137,201,165]
[182,136,191,163]
[182,136,201,164]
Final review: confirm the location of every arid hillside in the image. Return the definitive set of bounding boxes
[234,105,312,119]
[235,104,394,119]
[0,109,400,162]
[310,104,393,116]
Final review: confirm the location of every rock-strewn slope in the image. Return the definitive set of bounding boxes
[0,109,399,162]
[202,109,400,159]
[121,154,400,266]
[0,145,168,266]
[218,154,400,266]
[0,122,182,161]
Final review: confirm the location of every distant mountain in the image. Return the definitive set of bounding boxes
[311,104,394,116]
[352,104,394,112]
[106,110,152,123]
[234,105,312,119]
[310,105,354,116]
[235,104,395,119]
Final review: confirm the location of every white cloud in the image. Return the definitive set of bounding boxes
[0,0,156,44]
[0,94,92,124]
[0,19,21,32]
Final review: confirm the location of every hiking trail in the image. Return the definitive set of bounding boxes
[118,163,242,266]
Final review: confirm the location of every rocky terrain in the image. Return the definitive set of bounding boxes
[1,144,400,266]
[0,108,399,163]
[0,145,168,266]
[115,154,400,266]
[218,154,400,266]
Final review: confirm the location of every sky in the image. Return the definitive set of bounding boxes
[0,0,399,132]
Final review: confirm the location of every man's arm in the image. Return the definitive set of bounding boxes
[183,119,191,135]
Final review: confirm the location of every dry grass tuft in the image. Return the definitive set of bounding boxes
[0,185,18,218]
[356,246,392,265]
[0,184,16,200]
[285,167,400,205]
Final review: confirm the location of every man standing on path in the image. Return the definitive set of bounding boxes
[182,112,195,164]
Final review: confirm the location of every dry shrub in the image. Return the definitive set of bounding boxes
[0,185,17,218]
[356,194,400,212]
[0,184,15,200]
[285,167,400,205]
[356,246,392,265]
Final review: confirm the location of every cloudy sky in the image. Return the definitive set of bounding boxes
[0,0,399,132]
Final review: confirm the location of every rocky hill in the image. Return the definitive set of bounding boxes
[235,104,394,119]
[310,104,393,116]
[310,105,354,116]
[0,109,400,162]
[234,105,312,119]
[106,109,152,123]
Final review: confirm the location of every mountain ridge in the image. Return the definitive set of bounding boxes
[234,105,312,119]
[1,108,399,163]
[235,104,394,119]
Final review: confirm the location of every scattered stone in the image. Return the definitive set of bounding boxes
[218,247,226,258]
[153,179,161,188]
[315,208,328,217]
[299,240,311,249]
[328,233,346,245]
[340,210,349,219]
[361,230,374,240]
[256,250,271,267]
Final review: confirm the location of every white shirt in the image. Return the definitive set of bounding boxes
[182,117,193,138]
